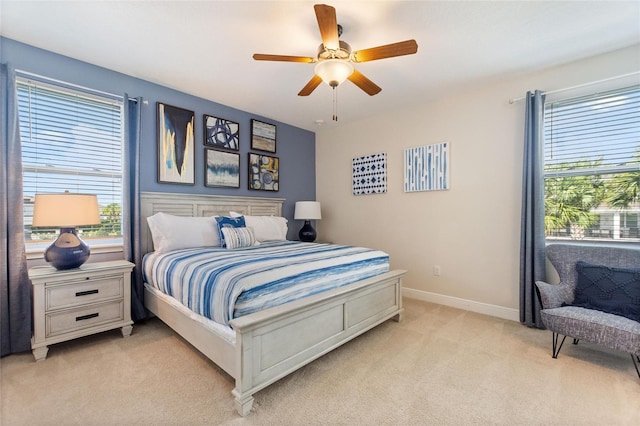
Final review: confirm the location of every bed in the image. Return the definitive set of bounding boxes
[140,192,405,416]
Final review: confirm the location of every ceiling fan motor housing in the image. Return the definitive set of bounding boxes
[317,40,352,61]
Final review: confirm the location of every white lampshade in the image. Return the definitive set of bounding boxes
[32,191,101,227]
[314,59,354,88]
[294,201,322,220]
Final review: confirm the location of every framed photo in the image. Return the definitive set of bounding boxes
[157,102,195,185]
[203,114,239,151]
[248,153,279,191]
[205,148,240,188]
[251,119,276,153]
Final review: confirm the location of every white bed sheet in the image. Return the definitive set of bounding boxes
[144,283,236,345]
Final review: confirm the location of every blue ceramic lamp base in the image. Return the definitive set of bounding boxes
[44,227,90,270]
[298,220,317,242]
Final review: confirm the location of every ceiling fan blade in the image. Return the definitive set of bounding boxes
[352,40,418,62]
[314,4,339,50]
[253,54,315,63]
[348,70,382,96]
[298,75,323,96]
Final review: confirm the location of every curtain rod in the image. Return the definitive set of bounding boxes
[15,69,147,104]
[509,71,640,104]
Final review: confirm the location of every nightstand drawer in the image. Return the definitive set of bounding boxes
[46,300,124,337]
[46,275,124,310]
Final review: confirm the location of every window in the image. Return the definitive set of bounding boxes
[543,85,640,242]
[17,77,124,249]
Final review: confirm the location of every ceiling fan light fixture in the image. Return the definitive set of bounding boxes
[314,59,354,88]
[254,5,418,98]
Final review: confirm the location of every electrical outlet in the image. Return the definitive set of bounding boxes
[433,265,441,276]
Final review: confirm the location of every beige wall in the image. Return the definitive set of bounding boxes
[316,45,640,321]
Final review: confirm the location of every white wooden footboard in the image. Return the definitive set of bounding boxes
[140,192,406,416]
[229,270,405,416]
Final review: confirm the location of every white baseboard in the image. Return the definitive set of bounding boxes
[403,288,520,322]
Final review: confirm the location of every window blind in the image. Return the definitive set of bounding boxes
[544,85,640,176]
[543,85,640,242]
[17,78,124,244]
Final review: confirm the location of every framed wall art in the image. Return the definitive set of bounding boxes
[205,148,240,188]
[204,115,239,151]
[251,119,276,153]
[157,102,195,185]
[248,153,279,191]
[404,142,450,192]
[352,152,387,196]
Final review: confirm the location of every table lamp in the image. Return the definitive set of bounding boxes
[294,201,321,242]
[32,191,101,270]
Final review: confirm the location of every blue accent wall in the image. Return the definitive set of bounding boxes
[1,37,316,239]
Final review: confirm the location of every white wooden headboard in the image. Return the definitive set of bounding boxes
[140,192,285,255]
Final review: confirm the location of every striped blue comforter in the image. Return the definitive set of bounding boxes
[143,241,390,326]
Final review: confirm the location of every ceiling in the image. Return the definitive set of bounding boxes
[1,1,639,132]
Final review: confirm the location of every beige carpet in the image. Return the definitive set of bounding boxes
[2,298,639,425]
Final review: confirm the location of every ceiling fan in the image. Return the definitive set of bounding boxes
[253,4,418,118]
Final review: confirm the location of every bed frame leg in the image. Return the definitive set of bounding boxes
[232,389,254,416]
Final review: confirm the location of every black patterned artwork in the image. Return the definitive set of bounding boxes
[352,152,387,195]
[204,115,239,151]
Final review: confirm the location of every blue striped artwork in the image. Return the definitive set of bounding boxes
[404,143,450,192]
[352,152,387,195]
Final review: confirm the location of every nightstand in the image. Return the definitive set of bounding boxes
[29,260,135,361]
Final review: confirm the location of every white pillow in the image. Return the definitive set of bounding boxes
[221,227,256,249]
[230,212,288,242]
[147,212,220,253]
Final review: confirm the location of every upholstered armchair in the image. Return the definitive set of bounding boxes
[535,244,640,380]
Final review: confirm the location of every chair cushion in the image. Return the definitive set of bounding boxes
[541,306,640,355]
[570,261,640,322]
[536,280,573,309]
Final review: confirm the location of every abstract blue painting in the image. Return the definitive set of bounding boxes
[205,149,240,188]
[157,102,195,185]
[404,143,449,192]
[352,152,387,195]
[204,115,239,151]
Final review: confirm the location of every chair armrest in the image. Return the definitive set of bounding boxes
[535,280,573,309]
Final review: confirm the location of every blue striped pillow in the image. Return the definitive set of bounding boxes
[221,227,256,249]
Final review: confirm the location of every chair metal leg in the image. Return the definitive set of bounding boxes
[552,333,567,359]
[632,354,640,381]
[552,338,639,381]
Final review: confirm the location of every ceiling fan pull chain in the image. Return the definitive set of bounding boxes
[333,86,338,121]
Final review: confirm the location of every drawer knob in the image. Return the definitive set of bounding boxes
[76,313,99,321]
[76,289,99,297]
